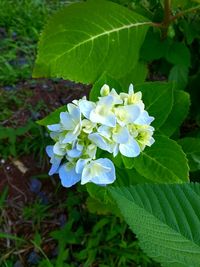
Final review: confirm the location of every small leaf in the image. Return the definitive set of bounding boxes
[110,183,200,266]
[178,137,200,172]
[37,105,67,126]
[135,82,174,129]
[141,29,171,61]
[166,42,191,67]
[160,90,190,136]
[169,65,188,90]
[123,135,189,183]
[33,0,150,84]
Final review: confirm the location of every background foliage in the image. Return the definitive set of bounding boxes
[1,0,200,266]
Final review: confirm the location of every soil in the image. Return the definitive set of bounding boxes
[0,79,91,262]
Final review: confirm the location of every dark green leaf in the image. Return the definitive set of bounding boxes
[178,138,200,172]
[160,90,190,136]
[135,82,174,129]
[169,65,188,90]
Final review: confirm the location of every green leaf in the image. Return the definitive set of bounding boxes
[89,73,122,102]
[33,0,150,84]
[118,61,148,88]
[114,167,149,186]
[141,29,171,61]
[37,105,67,126]
[123,135,189,183]
[86,183,120,216]
[166,42,191,67]
[178,138,200,172]
[180,20,200,45]
[160,90,190,136]
[169,65,188,90]
[135,82,174,129]
[110,183,200,266]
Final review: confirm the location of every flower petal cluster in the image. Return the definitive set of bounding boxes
[46,84,155,187]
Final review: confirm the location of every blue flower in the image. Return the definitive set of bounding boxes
[46,146,62,175]
[80,158,116,185]
[59,162,81,188]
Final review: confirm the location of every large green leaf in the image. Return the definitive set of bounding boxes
[110,183,200,266]
[160,90,190,137]
[123,135,189,183]
[135,82,174,129]
[178,138,200,172]
[33,0,150,84]
[118,61,148,89]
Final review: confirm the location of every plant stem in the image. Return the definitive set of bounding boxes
[161,0,172,38]
[151,2,200,36]
[170,4,200,22]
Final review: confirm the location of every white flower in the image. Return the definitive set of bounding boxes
[60,104,82,144]
[135,125,155,151]
[45,83,155,188]
[114,104,141,127]
[80,158,116,185]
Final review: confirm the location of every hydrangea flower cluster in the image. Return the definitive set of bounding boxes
[46,84,155,187]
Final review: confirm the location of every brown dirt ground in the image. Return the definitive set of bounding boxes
[0,79,90,261]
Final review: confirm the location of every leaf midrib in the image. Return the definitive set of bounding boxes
[140,151,181,182]
[52,21,151,62]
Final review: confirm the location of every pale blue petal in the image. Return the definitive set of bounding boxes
[75,158,90,174]
[91,158,116,185]
[123,105,141,123]
[134,111,154,125]
[62,132,76,144]
[46,145,53,157]
[110,89,123,104]
[67,103,81,122]
[90,110,116,127]
[47,124,60,131]
[50,132,60,140]
[49,156,61,175]
[112,127,129,144]
[89,133,113,153]
[59,163,81,188]
[149,137,155,146]
[79,100,96,119]
[67,148,82,158]
[81,158,116,185]
[128,84,134,94]
[60,112,74,129]
[98,95,114,106]
[97,125,111,138]
[53,142,66,156]
[119,136,141,157]
[113,144,119,157]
